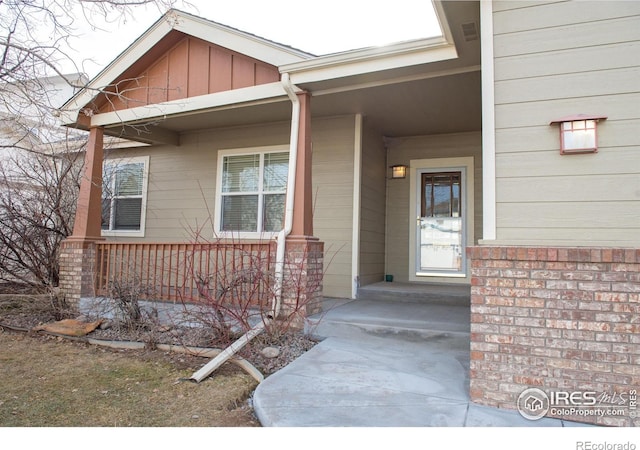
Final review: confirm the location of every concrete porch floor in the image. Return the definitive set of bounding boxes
[252,283,595,427]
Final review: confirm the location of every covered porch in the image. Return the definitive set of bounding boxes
[57,2,482,315]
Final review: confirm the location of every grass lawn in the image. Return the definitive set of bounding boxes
[0,331,259,427]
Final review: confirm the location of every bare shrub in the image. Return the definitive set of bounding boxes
[47,289,74,321]
[0,146,83,287]
[180,238,275,347]
[173,234,328,349]
[0,0,187,289]
[106,273,159,333]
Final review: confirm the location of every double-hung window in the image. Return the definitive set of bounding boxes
[101,156,149,236]
[217,147,289,235]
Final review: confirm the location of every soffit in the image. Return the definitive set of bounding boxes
[153,68,481,137]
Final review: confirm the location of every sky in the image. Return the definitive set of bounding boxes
[66,0,442,78]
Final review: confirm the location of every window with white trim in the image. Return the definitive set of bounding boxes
[217,148,288,234]
[101,156,148,236]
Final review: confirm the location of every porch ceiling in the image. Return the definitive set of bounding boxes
[311,69,482,137]
[149,69,482,138]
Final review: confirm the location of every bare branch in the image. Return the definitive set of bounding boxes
[0,0,190,287]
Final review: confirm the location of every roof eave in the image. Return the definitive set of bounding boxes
[280,36,458,85]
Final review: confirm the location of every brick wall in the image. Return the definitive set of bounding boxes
[59,239,98,305]
[468,246,640,426]
[282,238,324,327]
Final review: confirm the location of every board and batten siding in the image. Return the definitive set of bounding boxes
[385,131,483,283]
[492,0,640,246]
[104,115,357,299]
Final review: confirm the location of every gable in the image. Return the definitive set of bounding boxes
[94,33,281,113]
[61,9,311,124]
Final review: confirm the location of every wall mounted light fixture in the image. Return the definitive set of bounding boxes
[391,164,407,179]
[550,114,607,155]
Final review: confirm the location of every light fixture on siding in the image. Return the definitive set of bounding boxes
[391,164,407,179]
[550,114,607,155]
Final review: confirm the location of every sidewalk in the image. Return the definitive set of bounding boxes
[252,298,593,427]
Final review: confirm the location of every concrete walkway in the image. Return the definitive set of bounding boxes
[253,295,593,427]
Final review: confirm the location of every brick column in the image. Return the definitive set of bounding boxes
[59,127,105,304]
[468,245,640,426]
[59,240,98,303]
[281,239,324,327]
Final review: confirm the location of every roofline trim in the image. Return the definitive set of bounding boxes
[67,82,291,129]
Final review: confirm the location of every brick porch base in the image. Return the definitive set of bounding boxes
[59,239,99,305]
[467,246,640,426]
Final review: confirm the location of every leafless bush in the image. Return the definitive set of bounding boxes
[0,145,83,287]
[181,238,275,346]
[106,274,159,332]
[174,234,327,348]
[47,289,74,321]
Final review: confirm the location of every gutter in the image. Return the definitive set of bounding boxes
[273,72,300,319]
[280,35,452,73]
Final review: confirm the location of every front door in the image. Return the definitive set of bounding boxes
[416,170,465,276]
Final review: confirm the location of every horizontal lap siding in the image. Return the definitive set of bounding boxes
[493,1,640,246]
[105,116,356,298]
[311,117,356,298]
[493,2,640,35]
[359,120,386,286]
[498,174,640,203]
[386,132,482,282]
[149,122,289,240]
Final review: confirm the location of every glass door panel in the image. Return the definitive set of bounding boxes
[418,172,463,274]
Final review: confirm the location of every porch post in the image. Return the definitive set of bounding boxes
[283,91,323,325]
[290,91,314,238]
[71,126,104,240]
[59,126,105,304]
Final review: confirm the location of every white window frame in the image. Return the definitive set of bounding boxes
[101,155,149,238]
[214,145,289,239]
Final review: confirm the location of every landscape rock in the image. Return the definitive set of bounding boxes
[260,346,280,358]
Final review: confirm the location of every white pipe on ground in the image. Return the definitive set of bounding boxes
[188,321,269,383]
